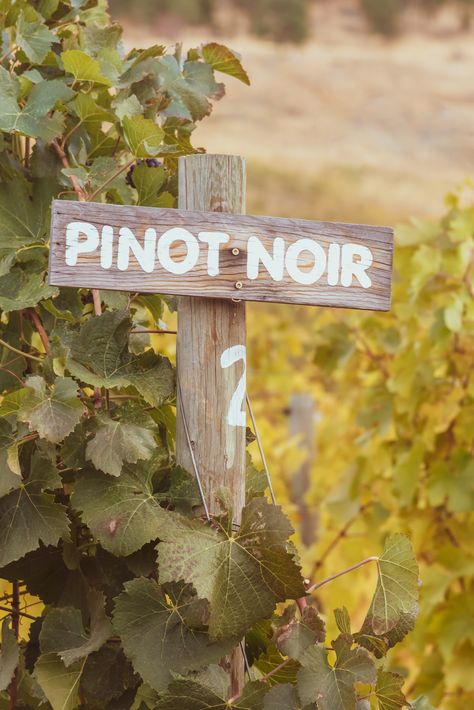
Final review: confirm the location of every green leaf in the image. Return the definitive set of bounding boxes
[126,350,175,407]
[66,311,174,402]
[263,684,308,710]
[122,115,164,158]
[113,577,237,692]
[0,464,69,566]
[155,667,267,709]
[410,697,437,710]
[334,607,352,635]
[86,413,156,477]
[360,534,419,636]
[131,163,166,206]
[0,267,58,313]
[201,43,250,85]
[0,68,71,141]
[62,49,112,86]
[40,591,113,666]
[71,457,169,556]
[297,637,376,709]
[17,14,56,63]
[0,419,22,495]
[35,653,86,710]
[158,498,305,639]
[277,606,326,661]
[375,670,407,710]
[0,619,19,692]
[17,376,84,444]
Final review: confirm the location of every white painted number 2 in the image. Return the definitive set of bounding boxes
[220,345,246,428]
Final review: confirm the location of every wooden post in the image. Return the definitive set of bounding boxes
[176,154,246,695]
[289,394,318,548]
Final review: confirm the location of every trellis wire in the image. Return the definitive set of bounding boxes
[246,393,277,506]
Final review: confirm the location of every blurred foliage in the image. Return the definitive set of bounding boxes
[360,0,474,35]
[247,182,474,709]
[0,0,420,708]
[235,0,310,43]
[110,0,311,43]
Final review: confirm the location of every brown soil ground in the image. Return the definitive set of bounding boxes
[122,0,474,225]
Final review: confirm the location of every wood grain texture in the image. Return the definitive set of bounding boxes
[49,198,393,311]
[176,155,247,696]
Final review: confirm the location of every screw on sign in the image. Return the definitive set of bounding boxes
[48,153,394,694]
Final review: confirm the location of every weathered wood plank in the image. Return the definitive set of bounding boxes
[49,198,393,311]
[176,154,247,696]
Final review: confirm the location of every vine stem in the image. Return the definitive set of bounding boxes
[227,659,292,704]
[26,308,50,354]
[87,158,134,202]
[0,603,37,622]
[307,556,378,594]
[8,583,20,709]
[0,337,43,363]
[308,501,372,581]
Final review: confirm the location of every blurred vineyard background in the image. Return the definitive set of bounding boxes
[3,0,473,707]
[117,1,473,708]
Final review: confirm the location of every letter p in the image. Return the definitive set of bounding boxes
[65,222,100,266]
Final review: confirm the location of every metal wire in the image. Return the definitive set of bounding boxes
[177,380,211,521]
[177,379,253,681]
[240,640,253,681]
[246,392,277,506]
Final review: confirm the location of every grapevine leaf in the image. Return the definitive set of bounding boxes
[0,419,22,494]
[0,68,70,141]
[276,606,326,661]
[334,607,352,635]
[123,115,164,158]
[62,49,112,86]
[17,14,57,63]
[0,267,58,313]
[86,413,156,477]
[201,43,250,85]
[39,591,113,666]
[375,670,407,710]
[130,163,165,205]
[297,637,376,709]
[66,311,174,402]
[35,653,86,710]
[112,577,237,692]
[360,534,419,636]
[0,464,70,566]
[410,698,436,710]
[155,667,267,709]
[66,311,131,388]
[0,619,19,691]
[71,460,169,556]
[263,684,311,710]
[18,376,84,444]
[355,611,416,659]
[126,350,175,407]
[81,646,134,704]
[158,497,305,639]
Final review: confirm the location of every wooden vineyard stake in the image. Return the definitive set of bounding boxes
[48,151,395,700]
[176,154,247,694]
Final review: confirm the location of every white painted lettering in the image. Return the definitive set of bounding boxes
[285,238,327,285]
[65,222,99,266]
[220,345,246,428]
[327,243,341,286]
[341,244,373,288]
[198,231,230,277]
[117,227,156,273]
[157,227,199,275]
[100,225,114,270]
[247,236,285,281]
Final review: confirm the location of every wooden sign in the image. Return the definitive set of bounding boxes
[49,199,393,311]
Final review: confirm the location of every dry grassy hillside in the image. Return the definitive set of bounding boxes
[123,0,474,225]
